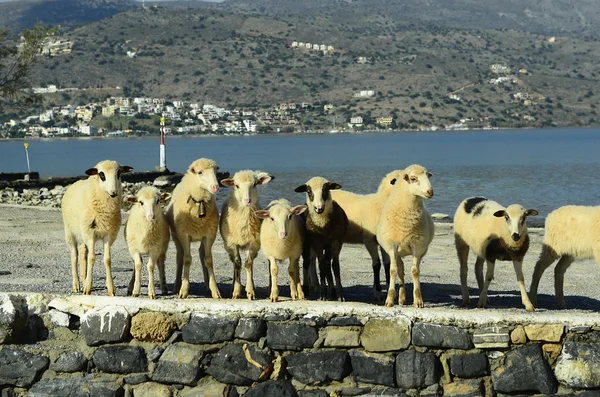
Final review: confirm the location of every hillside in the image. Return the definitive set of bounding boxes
[8,4,600,129]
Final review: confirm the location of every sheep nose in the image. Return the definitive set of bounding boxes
[243,198,251,206]
[109,192,118,198]
[211,185,220,193]
[426,189,434,198]
[279,231,288,239]
[146,214,155,222]
[512,233,520,241]
[314,207,324,214]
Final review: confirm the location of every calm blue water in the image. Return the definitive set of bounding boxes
[2,128,600,218]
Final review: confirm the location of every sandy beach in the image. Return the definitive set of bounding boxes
[1,203,599,312]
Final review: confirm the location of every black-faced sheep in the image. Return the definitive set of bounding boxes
[454,197,538,311]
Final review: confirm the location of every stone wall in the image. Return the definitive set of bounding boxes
[1,293,599,397]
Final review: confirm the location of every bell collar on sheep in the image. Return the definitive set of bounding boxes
[187,195,207,218]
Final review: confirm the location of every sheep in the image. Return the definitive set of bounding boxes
[376,164,434,308]
[124,186,170,299]
[331,169,404,302]
[529,205,600,309]
[219,170,274,300]
[166,158,222,299]
[454,197,538,311]
[61,160,133,295]
[255,199,308,302]
[295,177,348,301]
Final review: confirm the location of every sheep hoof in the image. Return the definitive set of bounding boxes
[148,294,156,300]
[525,304,535,312]
[211,291,222,299]
[270,296,279,302]
[247,292,255,300]
[132,293,140,298]
[477,302,487,309]
[462,299,471,307]
[232,293,242,300]
[178,291,189,299]
[384,298,394,307]
[413,300,424,309]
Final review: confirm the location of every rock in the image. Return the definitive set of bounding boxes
[267,322,318,351]
[92,346,148,374]
[555,342,600,388]
[124,374,149,385]
[48,309,70,328]
[0,346,49,387]
[443,379,484,397]
[395,350,441,389]
[28,376,123,397]
[207,344,273,386]
[431,213,449,220]
[420,383,441,397]
[50,351,87,373]
[131,312,176,343]
[182,314,238,344]
[133,382,172,397]
[244,380,298,397]
[81,306,130,346]
[328,316,362,326]
[412,322,473,350]
[472,326,510,349]
[361,318,411,352]
[492,344,557,394]
[510,325,527,344]
[235,318,266,341]
[524,324,564,343]
[148,346,164,362]
[152,343,203,386]
[286,350,350,385]
[0,295,27,344]
[543,343,563,358]
[349,350,395,387]
[263,311,291,321]
[298,391,328,397]
[324,327,361,348]
[448,353,488,378]
[179,382,229,396]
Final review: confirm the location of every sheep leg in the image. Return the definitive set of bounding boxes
[411,255,424,308]
[227,246,243,299]
[529,245,557,307]
[78,243,88,290]
[383,244,398,307]
[554,255,574,309]
[157,253,168,296]
[291,255,304,300]
[269,257,279,302]
[477,260,495,308]
[200,244,210,291]
[244,249,258,300]
[456,235,470,306]
[512,259,534,312]
[380,246,391,287]
[103,238,116,296]
[147,255,156,299]
[331,242,345,302]
[82,236,96,295]
[315,246,330,300]
[202,236,222,299]
[173,234,185,295]
[178,235,192,299]
[306,250,319,295]
[366,240,383,303]
[66,234,79,293]
[129,252,143,297]
[323,248,336,299]
[475,257,484,291]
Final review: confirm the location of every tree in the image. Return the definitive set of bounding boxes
[0,24,54,109]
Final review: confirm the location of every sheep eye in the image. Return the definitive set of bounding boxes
[198,171,203,175]
[99,172,106,181]
[270,217,274,221]
[235,184,239,189]
[140,201,144,206]
[410,177,418,183]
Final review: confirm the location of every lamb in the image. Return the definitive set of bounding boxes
[529,205,600,309]
[61,160,133,295]
[454,197,538,311]
[166,158,222,299]
[376,164,434,308]
[295,176,348,301]
[331,169,404,302]
[219,170,273,300]
[254,199,307,302]
[124,186,170,299]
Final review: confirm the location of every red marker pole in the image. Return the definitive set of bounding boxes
[159,116,166,170]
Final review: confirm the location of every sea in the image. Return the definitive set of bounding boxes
[1,128,600,220]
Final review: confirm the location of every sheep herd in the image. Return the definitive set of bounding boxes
[60,158,598,311]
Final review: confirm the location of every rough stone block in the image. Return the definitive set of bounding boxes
[133,382,172,397]
[81,306,130,346]
[267,322,318,350]
[324,327,361,348]
[395,350,441,389]
[448,353,488,378]
[0,346,49,387]
[235,318,266,341]
[50,351,87,373]
[207,344,273,386]
[328,316,362,326]
[152,343,204,386]
[555,342,600,388]
[124,373,149,385]
[0,295,27,344]
[492,343,558,394]
[179,382,229,396]
[28,376,122,397]
[349,350,395,387]
[510,325,527,344]
[524,324,564,343]
[412,322,473,350]
[48,309,70,328]
[182,314,238,344]
[286,350,350,385]
[92,346,148,374]
[131,312,176,343]
[361,318,411,352]
[443,379,484,397]
[298,391,328,397]
[472,326,510,349]
[244,380,297,397]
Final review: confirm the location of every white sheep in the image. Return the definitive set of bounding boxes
[254,199,307,302]
[124,186,170,299]
[61,160,133,295]
[454,197,538,311]
[376,164,434,308]
[529,205,599,309]
[331,169,403,302]
[219,170,273,300]
[166,158,222,299]
[295,176,348,301]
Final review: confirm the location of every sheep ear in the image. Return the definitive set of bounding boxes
[220,178,235,187]
[217,171,230,181]
[390,178,397,185]
[160,193,171,202]
[291,205,307,216]
[403,173,409,182]
[127,196,138,203]
[294,184,308,193]
[85,168,98,176]
[189,167,196,174]
[493,210,506,218]
[327,182,342,190]
[256,173,273,185]
[427,172,433,178]
[120,166,134,174]
[525,209,539,217]
[254,210,270,219]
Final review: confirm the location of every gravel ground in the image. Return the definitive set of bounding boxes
[1,203,599,312]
